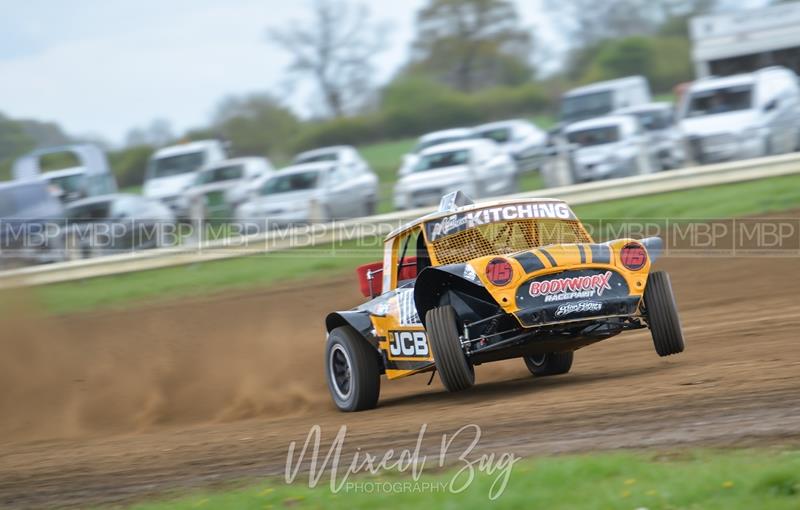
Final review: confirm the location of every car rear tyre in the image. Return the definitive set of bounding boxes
[523,351,574,376]
[325,326,381,412]
[644,271,685,357]
[426,305,474,392]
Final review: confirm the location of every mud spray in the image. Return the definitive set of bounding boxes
[0,285,342,443]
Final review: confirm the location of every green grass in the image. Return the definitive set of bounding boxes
[29,173,800,315]
[574,173,800,220]
[121,185,142,195]
[127,448,800,510]
[359,137,416,213]
[34,240,381,315]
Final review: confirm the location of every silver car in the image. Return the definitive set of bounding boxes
[293,145,371,175]
[13,144,118,204]
[564,115,654,182]
[393,139,517,210]
[65,194,176,257]
[187,157,274,220]
[0,180,67,268]
[615,103,685,170]
[235,162,379,226]
[398,128,474,176]
[472,119,548,173]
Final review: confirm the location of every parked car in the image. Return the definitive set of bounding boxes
[0,180,67,269]
[398,128,474,176]
[615,103,686,170]
[393,139,516,210]
[472,119,548,172]
[235,162,379,227]
[12,144,118,204]
[679,66,800,164]
[64,194,176,258]
[559,76,652,128]
[143,140,227,218]
[564,115,654,182]
[293,145,369,173]
[187,157,274,221]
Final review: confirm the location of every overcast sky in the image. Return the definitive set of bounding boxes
[0,0,767,145]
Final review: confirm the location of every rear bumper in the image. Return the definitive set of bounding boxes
[513,296,642,328]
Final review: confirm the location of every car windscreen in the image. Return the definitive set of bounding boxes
[197,164,245,185]
[149,151,206,179]
[428,219,591,266]
[66,201,112,220]
[294,152,339,164]
[566,126,620,147]
[477,128,512,144]
[0,184,55,217]
[631,110,672,131]
[260,171,320,195]
[560,91,613,123]
[413,149,470,172]
[685,85,753,117]
[46,173,87,193]
[415,136,471,153]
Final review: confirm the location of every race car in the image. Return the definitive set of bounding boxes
[324,192,684,412]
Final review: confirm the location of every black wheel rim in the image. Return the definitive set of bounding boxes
[329,345,352,400]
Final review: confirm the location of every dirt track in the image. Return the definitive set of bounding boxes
[1,255,800,508]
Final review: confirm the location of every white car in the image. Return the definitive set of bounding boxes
[143,140,227,218]
[472,119,548,172]
[187,157,274,220]
[293,145,369,173]
[615,103,685,170]
[398,128,474,176]
[564,115,653,182]
[236,162,379,227]
[393,139,516,210]
[559,76,652,126]
[679,66,800,164]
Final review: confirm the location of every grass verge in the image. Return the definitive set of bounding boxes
[127,448,800,510]
[31,173,800,315]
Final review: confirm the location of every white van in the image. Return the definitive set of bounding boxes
[679,66,800,164]
[559,76,652,126]
[142,140,227,218]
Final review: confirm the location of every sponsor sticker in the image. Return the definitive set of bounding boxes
[426,202,576,241]
[397,289,421,326]
[554,301,603,317]
[529,271,613,302]
[388,331,430,358]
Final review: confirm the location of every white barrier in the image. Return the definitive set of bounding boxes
[2,152,800,289]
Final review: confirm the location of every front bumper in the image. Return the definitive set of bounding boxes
[572,158,634,182]
[688,134,764,164]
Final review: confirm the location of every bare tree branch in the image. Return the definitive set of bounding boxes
[269,0,390,118]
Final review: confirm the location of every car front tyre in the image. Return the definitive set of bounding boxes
[426,306,474,392]
[644,271,685,357]
[523,351,574,376]
[325,326,381,412]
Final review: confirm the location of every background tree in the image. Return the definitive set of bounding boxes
[547,0,715,89]
[125,118,175,148]
[407,0,534,92]
[269,0,388,118]
[209,93,301,159]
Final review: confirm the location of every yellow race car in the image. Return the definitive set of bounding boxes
[325,192,684,412]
